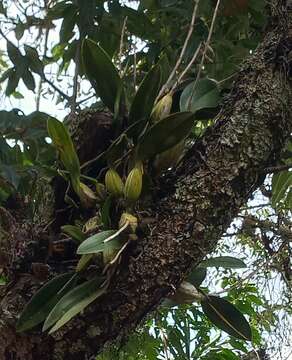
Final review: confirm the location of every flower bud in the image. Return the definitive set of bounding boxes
[151,93,173,123]
[105,168,124,197]
[124,166,143,202]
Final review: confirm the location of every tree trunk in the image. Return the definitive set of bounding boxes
[0,5,291,360]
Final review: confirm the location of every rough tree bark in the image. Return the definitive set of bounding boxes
[0,3,291,360]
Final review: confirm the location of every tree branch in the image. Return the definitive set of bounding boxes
[158,0,200,99]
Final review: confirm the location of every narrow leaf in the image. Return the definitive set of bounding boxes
[6,69,20,96]
[76,254,94,272]
[199,256,247,269]
[271,171,292,208]
[82,39,123,113]
[61,225,86,243]
[77,230,121,255]
[43,276,104,332]
[7,41,23,65]
[16,273,76,332]
[24,45,44,75]
[101,196,112,228]
[129,63,161,125]
[22,68,36,91]
[47,117,80,192]
[136,112,194,160]
[201,296,252,341]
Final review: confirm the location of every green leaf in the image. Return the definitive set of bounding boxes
[187,267,207,287]
[48,1,72,19]
[76,254,94,272]
[47,117,80,192]
[180,78,220,113]
[12,91,24,99]
[101,196,112,228]
[0,275,7,285]
[82,39,123,113]
[6,69,20,96]
[14,23,25,40]
[77,230,121,255]
[7,41,23,65]
[201,295,252,341]
[24,45,44,76]
[122,6,158,40]
[77,0,96,37]
[129,63,161,125]
[16,273,76,332]
[61,225,86,243]
[60,5,77,43]
[199,256,247,269]
[271,171,292,208]
[0,2,7,15]
[136,112,194,160]
[43,276,105,333]
[22,68,36,91]
[0,68,13,83]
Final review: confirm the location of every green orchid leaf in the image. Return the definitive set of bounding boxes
[101,196,112,229]
[43,276,105,333]
[180,78,220,113]
[129,63,161,125]
[77,230,121,255]
[82,39,123,114]
[17,272,77,332]
[47,117,80,192]
[136,112,195,160]
[61,225,86,243]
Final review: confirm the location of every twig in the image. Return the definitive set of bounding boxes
[187,0,221,110]
[80,151,105,170]
[118,16,128,76]
[42,75,71,101]
[133,41,137,90]
[36,21,50,111]
[262,164,292,174]
[171,42,202,92]
[70,39,81,113]
[157,0,200,100]
[76,94,95,106]
[217,72,237,85]
[240,203,270,210]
